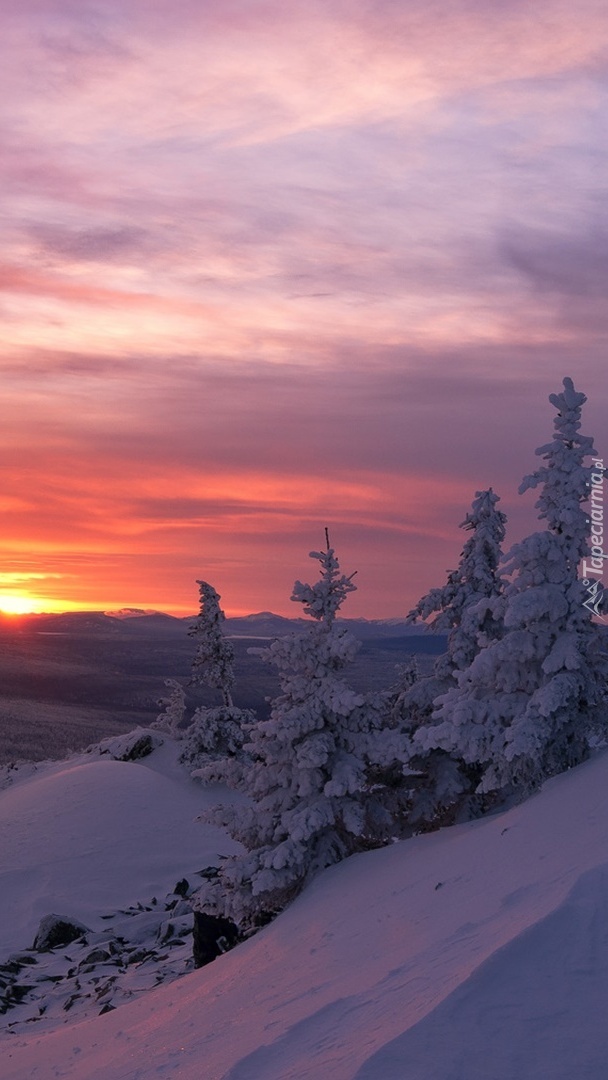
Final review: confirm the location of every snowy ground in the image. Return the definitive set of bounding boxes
[0,732,237,962]
[2,733,608,1078]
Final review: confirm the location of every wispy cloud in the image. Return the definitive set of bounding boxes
[0,0,605,614]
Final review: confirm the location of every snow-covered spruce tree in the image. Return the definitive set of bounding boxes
[189,581,235,707]
[406,488,507,671]
[421,377,608,796]
[196,537,385,928]
[179,581,248,778]
[180,699,249,782]
[391,489,507,826]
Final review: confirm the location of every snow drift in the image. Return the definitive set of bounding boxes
[2,737,608,1078]
[0,737,237,960]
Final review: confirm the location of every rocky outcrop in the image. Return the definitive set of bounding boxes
[89,729,164,762]
[33,915,89,952]
[1,881,196,1033]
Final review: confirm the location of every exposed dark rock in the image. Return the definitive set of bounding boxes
[6,984,34,1005]
[173,878,190,897]
[33,915,89,952]
[81,948,112,966]
[192,911,240,968]
[1,955,37,977]
[125,947,153,965]
[120,733,159,760]
[197,865,220,881]
[7,953,38,969]
[158,920,175,944]
[96,730,163,762]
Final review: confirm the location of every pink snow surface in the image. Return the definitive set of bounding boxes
[3,743,608,1078]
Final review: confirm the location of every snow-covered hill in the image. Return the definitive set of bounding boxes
[0,735,238,963]
[2,735,608,1078]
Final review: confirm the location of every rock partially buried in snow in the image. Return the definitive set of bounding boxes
[33,915,89,952]
[91,729,164,762]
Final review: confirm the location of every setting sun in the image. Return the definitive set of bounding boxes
[0,594,40,616]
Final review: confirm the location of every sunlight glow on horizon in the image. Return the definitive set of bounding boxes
[0,593,43,615]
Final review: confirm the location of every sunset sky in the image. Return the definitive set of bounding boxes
[1,0,607,617]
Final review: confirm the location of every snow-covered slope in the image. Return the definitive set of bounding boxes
[0,736,238,960]
[3,742,608,1078]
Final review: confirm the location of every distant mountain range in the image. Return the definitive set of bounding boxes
[4,609,430,640]
[0,606,444,765]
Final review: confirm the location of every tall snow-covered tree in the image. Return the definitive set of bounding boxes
[407,488,507,670]
[396,488,508,824]
[421,377,608,796]
[197,537,383,927]
[189,581,235,707]
[180,580,247,777]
